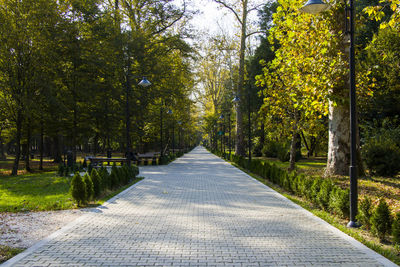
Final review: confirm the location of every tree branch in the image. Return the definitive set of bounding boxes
[246,30,265,38]
[214,0,243,25]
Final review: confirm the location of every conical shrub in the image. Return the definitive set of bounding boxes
[83,173,94,201]
[70,172,87,206]
[357,196,373,230]
[371,199,392,241]
[90,168,102,198]
[392,212,400,245]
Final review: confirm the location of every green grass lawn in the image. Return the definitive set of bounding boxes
[0,171,143,263]
[0,172,74,212]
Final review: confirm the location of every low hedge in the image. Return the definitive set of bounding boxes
[210,148,400,244]
[70,164,139,206]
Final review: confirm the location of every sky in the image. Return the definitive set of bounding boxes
[189,0,237,36]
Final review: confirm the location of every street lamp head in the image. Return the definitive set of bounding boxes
[138,77,151,87]
[300,0,329,14]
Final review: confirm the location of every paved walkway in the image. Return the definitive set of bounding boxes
[2,147,397,266]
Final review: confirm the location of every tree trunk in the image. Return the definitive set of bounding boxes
[52,135,62,163]
[25,122,31,172]
[0,134,6,160]
[12,110,23,176]
[289,112,299,171]
[325,100,350,176]
[235,0,248,157]
[39,120,44,170]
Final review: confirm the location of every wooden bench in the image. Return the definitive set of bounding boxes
[88,157,130,167]
[137,152,161,165]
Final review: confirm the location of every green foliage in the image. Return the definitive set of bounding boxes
[371,199,392,240]
[83,173,94,201]
[310,178,323,204]
[110,166,119,189]
[262,141,280,158]
[70,172,86,206]
[362,137,400,176]
[328,187,350,218]
[90,169,102,198]
[316,179,333,210]
[88,163,93,174]
[99,167,110,190]
[357,196,373,229]
[392,212,400,245]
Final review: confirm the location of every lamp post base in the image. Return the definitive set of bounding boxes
[347,220,360,228]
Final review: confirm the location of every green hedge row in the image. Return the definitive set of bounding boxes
[228,155,350,218]
[208,149,350,218]
[211,149,400,244]
[70,164,139,206]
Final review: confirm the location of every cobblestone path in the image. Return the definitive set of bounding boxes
[2,147,397,266]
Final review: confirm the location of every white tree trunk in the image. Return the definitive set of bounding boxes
[325,99,350,176]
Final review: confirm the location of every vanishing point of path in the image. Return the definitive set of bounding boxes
[2,147,397,267]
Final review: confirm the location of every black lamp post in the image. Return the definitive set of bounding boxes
[178,121,182,151]
[228,112,231,157]
[301,0,358,227]
[125,76,151,165]
[219,114,226,157]
[232,96,240,156]
[160,100,164,157]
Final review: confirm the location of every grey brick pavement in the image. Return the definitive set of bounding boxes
[2,147,397,266]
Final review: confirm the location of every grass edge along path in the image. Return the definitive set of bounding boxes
[224,157,400,265]
[0,176,144,264]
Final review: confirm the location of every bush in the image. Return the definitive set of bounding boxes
[262,141,280,158]
[392,212,400,245]
[362,138,400,176]
[90,169,102,198]
[70,172,87,206]
[357,196,373,230]
[277,149,290,162]
[371,199,392,241]
[316,179,333,210]
[99,167,110,190]
[88,163,93,174]
[83,173,94,201]
[310,178,323,204]
[328,187,350,218]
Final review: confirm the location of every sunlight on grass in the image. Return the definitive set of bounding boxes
[0,172,74,212]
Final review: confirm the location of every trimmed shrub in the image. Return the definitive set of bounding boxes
[392,212,400,245]
[90,169,102,198]
[316,179,334,210]
[83,173,94,201]
[371,199,392,241]
[88,163,93,174]
[362,138,400,177]
[328,187,349,218]
[357,196,373,229]
[110,165,119,189]
[70,172,87,206]
[99,167,110,190]
[310,178,323,204]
